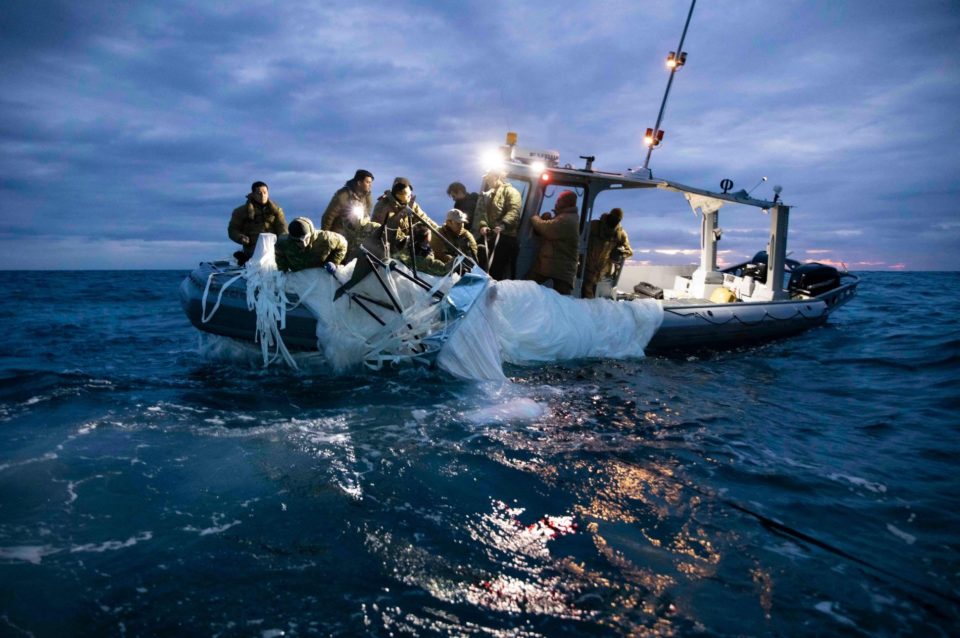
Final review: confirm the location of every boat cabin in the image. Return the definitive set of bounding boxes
[485,134,798,304]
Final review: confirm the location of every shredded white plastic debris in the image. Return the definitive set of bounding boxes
[239,234,664,380]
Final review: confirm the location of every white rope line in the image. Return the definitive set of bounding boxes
[483,232,500,272]
[201,271,244,324]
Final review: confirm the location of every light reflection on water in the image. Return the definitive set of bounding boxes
[1,272,958,635]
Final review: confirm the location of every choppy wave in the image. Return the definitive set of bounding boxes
[0,271,957,635]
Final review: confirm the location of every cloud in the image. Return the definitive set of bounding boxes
[0,0,958,270]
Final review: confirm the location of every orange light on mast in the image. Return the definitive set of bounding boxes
[666,51,687,69]
[643,128,665,147]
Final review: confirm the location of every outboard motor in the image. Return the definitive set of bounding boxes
[742,251,769,284]
[788,262,841,297]
[740,251,802,286]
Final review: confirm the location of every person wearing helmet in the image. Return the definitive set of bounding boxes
[525,190,580,295]
[229,181,288,265]
[431,208,478,265]
[583,208,633,298]
[274,216,347,273]
[476,169,522,280]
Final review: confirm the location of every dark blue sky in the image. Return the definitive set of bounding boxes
[1,1,958,270]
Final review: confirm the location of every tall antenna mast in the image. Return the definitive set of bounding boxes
[641,0,697,172]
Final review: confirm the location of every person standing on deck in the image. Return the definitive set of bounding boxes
[320,169,374,235]
[229,181,288,266]
[583,208,633,299]
[320,169,377,263]
[525,190,580,295]
[476,169,522,280]
[446,182,480,231]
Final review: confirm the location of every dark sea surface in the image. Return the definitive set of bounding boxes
[0,270,958,637]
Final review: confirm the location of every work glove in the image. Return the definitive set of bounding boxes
[238,234,250,245]
[323,262,337,275]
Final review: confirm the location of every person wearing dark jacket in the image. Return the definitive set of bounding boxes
[525,190,580,295]
[446,182,480,230]
[320,169,374,235]
[229,181,288,265]
[274,217,347,273]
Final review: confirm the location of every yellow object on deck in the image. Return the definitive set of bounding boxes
[710,287,737,303]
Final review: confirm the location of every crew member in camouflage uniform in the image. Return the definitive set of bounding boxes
[274,217,347,273]
[229,181,288,265]
[431,209,478,265]
[583,208,633,299]
[525,190,580,295]
[320,169,374,235]
[476,169,522,280]
[396,224,452,277]
[371,177,439,253]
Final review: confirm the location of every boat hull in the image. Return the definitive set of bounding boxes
[646,286,854,353]
[180,262,858,356]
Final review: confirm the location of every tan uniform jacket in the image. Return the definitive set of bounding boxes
[476,182,522,237]
[585,214,633,280]
[275,230,347,272]
[372,192,438,249]
[528,206,580,285]
[321,185,372,235]
[229,199,288,252]
[431,225,478,264]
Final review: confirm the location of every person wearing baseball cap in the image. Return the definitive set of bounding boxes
[431,208,478,265]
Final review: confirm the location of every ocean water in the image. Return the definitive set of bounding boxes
[0,270,958,637]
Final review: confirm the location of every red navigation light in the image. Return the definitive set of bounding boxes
[540,172,550,182]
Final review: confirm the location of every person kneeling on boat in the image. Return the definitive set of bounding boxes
[525,190,580,295]
[274,217,347,273]
[395,224,452,277]
[583,208,633,299]
[432,209,478,266]
[229,181,289,266]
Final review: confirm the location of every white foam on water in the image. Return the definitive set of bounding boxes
[814,601,857,627]
[462,398,546,426]
[886,523,916,545]
[828,473,887,494]
[0,452,58,473]
[0,545,61,565]
[183,514,242,536]
[69,531,153,554]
